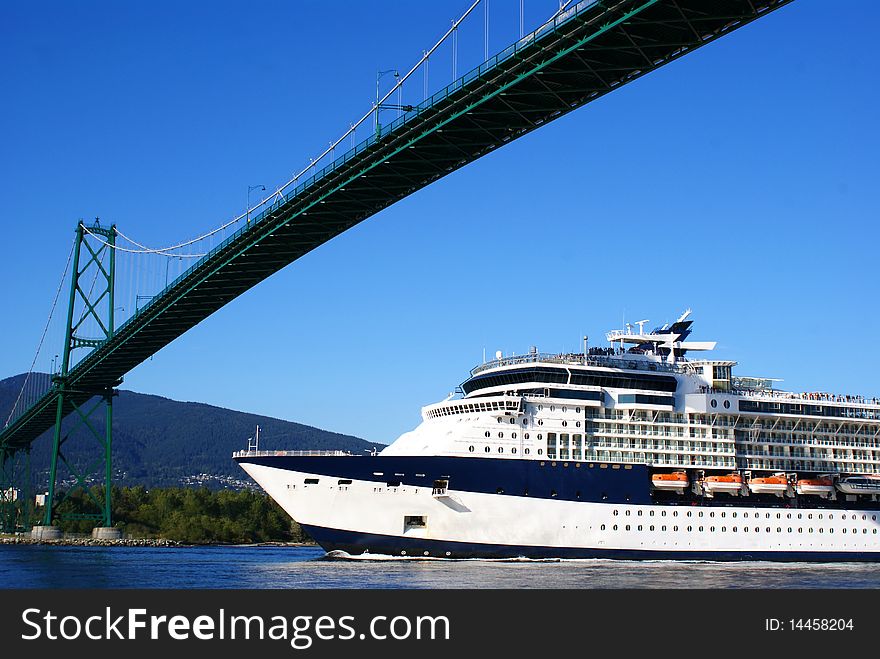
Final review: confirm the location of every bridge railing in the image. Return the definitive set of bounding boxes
[117,0,607,331]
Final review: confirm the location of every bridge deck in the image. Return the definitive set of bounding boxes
[1,0,793,452]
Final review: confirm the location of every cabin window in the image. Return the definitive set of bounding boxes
[337,479,352,485]
[404,515,426,529]
[304,478,319,485]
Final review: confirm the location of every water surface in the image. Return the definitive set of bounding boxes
[2,545,880,588]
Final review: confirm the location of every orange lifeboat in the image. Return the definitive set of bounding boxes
[702,473,744,496]
[651,471,689,492]
[747,474,789,496]
[795,477,835,498]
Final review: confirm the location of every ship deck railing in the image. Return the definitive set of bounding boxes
[702,386,880,408]
[470,353,696,377]
[232,450,353,458]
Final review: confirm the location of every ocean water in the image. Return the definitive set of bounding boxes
[2,545,880,588]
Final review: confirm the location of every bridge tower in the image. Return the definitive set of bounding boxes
[32,220,121,540]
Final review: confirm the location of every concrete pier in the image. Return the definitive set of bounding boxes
[91,527,123,540]
[30,526,62,541]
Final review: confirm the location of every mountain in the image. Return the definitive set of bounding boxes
[0,374,383,489]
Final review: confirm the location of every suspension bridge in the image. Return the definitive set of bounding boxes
[0,0,794,535]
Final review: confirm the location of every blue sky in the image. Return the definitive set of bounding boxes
[2,0,878,446]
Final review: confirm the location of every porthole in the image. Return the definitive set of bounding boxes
[576,407,581,413]
[637,510,643,516]
[673,526,679,532]
[562,407,567,413]
[612,524,618,531]
[537,434,543,440]
[509,418,515,424]
[562,421,568,427]
[498,432,504,438]
[484,431,490,438]
[484,446,491,453]
[550,406,555,412]
[538,405,543,411]
[661,511,667,517]
[766,527,771,533]
[723,400,730,409]
[600,524,606,531]
[512,432,517,439]
[650,525,655,531]
[551,461,557,467]
[638,525,642,531]
[468,446,474,452]
[687,526,692,532]
[710,399,717,408]
[625,510,631,516]
[498,447,504,453]
[522,418,528,425]
[673,511,678,517]
[687,511,692,518]
[538,420,544,426]
[537,449,543,455]
[576,421,581,427]
[698,511,703,518]
[625,525,631,531]
[777,528,782,533]
[613,510,619,516]
[524,448,530,455]
[662,525,667,531]
[524,433,530,439]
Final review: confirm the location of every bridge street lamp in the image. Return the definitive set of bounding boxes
[247,184,266,226]
[375,69,399,137]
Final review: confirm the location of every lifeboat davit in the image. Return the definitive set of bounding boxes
[651,471,689,492]
[748,474,790,496]
[795,477,835,498]
[702,473,744,496]
[836,476,880,495]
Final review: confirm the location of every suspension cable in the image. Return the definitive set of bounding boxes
[4,239,76,428]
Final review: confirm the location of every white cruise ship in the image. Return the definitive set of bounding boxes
[235,310,880,560]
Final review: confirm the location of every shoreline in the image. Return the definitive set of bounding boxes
[0,535,317,548]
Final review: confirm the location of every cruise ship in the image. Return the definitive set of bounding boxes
[235,310,880,561]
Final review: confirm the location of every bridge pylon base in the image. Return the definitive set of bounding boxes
[31,525,63,541]
[91,527,122,540]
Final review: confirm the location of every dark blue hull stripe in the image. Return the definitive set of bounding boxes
[238,454,652,504]
[302,524,880,562]
[237,454,880,511]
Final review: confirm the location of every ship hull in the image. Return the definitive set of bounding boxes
[236,455,880,562]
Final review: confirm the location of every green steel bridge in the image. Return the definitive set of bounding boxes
[0,0,794,532]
